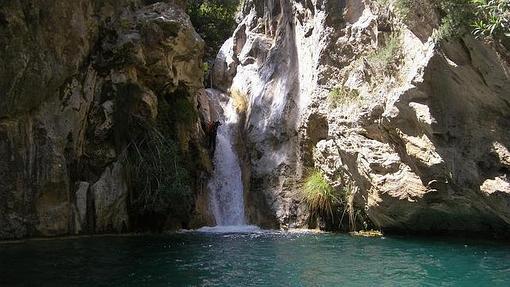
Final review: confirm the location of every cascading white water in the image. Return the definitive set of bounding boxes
[207,98,246,226]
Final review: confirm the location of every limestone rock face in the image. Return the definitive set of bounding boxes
[91,162,128,233]
[215,0,510,235]
[212,0,309,228]
[0,1,207,239]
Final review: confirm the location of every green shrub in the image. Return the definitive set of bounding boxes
[393,0,412,19]
[121,87,197,217]
[389,0,508,39]
[301,171,366,231]
[434,0,477,39]
[158,88,198,137]
[187,0,240,61]
[368,33,402,69]
[472,0,510,38]
[301,171,341,218]
[328,86,360,108]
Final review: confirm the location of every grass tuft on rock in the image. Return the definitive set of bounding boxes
[368,33,402,70]
[328,86,360,108]
[125,128,192,215]
[301,171,340,218]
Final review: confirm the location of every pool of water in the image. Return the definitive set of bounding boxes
[1,230,510,286]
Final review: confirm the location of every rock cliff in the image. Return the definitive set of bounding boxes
[1,0,509,239]
[0,0,210,239]
[213,0,510,235]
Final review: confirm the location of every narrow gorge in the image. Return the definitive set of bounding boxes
[1,0,510,285]
[1,0,509,239]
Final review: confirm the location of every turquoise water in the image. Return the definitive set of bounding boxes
[1,231,510,286]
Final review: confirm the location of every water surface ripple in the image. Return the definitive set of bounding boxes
[1,231,509,286]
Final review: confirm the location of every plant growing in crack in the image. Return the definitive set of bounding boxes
[301,170,340,219]
[367,32,402,71]
[301,170,363,231]
[328,86,361,108]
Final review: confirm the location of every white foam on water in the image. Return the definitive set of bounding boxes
[195,225,262,234]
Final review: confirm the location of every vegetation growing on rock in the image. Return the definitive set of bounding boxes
[125,129,193,223]
[328,87,361,108]
[388,0,509,39]
[300,171,364,231]
[472,0,510,38]
[122,90,200,227]
[367,33,402,71]
[301,171,340,219]
[187,0,240,62]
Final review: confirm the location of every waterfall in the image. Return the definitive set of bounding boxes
[206,91,247,227]
[197,90,261,233]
